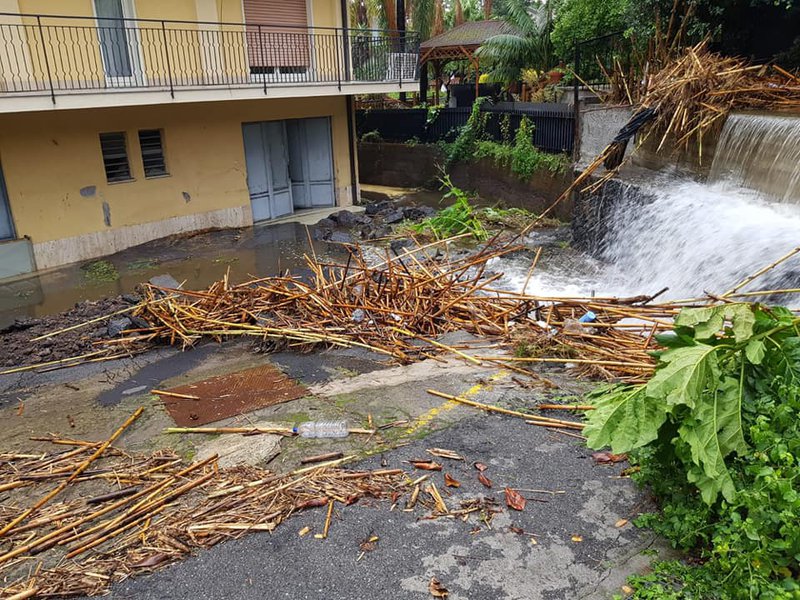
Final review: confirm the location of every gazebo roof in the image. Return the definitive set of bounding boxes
[420,19,518,53]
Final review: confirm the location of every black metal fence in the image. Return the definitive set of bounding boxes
[0,12,419,100]
[356,103,575,153]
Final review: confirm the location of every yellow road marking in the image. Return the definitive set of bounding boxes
[404,371,510,436]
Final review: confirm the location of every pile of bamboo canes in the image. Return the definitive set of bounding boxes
[638,40,800,155]
[0,422,406,598]
[99,236,532,363]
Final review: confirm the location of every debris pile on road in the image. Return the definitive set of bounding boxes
[0,410,406,598]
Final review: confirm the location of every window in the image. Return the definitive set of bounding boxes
[138,129,168,178]
[99,132,132,182]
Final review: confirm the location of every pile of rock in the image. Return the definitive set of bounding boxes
[314,201,436,243]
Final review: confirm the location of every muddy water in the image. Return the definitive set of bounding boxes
[0,223,347,329]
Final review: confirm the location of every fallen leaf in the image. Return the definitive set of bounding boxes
[359,534,379,552]
[591,451,628,464]
[427,448,465,461]
[621,585,634,595]
[509,526,524,535]
[131,553,169,568]
[615,518,629,528]
[469,526,481,534]
[571,534,583,543]
[295,496,329,509]
[410,460,443,471]
[473,461,489,472]
[504,488,527,511]
[478,473,493,488]
[444,473,461,488]
[298,526,311,537]
[429,577,449,598]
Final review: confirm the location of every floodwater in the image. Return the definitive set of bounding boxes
[0,222,347,329]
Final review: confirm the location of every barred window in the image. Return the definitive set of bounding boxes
[138,129,168,178]
[99,132,132,183]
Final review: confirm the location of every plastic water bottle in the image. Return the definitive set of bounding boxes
[294,420,349,438]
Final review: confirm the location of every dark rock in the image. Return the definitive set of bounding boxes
[403,206,436,221]
[390,239,415,254]
[130,315,150,330]
[121,293,141,304]
[328,230,354,244]
[315,218,336,229]
[107,316,134,338]
[312,227,330,241]
[149,274,181,290]
[365,201,392,216]
[331,210,357,227]
[353,214,372,226]
[382,210,405,225]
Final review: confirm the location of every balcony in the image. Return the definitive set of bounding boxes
[0,13,420,112]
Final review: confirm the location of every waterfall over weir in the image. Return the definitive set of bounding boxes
[709,113,800,203]
[563,111,800,300]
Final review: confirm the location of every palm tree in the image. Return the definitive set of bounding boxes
[475,0,553,82]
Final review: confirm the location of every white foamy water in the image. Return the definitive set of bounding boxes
[493,111,800,301]
[600,179,800,299]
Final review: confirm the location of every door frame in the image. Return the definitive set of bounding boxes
[0,160,17,241]
[92,0,146,87]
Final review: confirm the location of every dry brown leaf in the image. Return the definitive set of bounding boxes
[427,448,465,461]
[131,553,169,569]
[591,451,628,464]
[509,525,524,535]
[410,460,443,471]
[504,487,526,511]
[478,473,493,488]
[429,577,449,598]
[473,461,489,472]
[444,473,461,488]
[615,518,629,528]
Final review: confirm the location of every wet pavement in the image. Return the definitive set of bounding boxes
[0,334,672,599]
[0,222,348,329]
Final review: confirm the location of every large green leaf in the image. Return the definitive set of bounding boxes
[675,304,755,343]
[584,385,668,453]
[646,344,720,409]
[678,376,746,503]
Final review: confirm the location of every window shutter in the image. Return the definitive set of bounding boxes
[243,0,310,69]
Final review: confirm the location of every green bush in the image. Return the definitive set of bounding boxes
[586,304,800,598]
[409,175,487,241]
[473,118,569,180]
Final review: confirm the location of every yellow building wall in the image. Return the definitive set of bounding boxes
[0,95,352,267]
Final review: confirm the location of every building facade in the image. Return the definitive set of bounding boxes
[0,0,419,277]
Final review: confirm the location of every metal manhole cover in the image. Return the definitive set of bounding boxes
[162,363,307,426]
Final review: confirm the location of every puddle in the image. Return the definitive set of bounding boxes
[0,222,347,329]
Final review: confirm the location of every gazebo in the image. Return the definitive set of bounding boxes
[418,20,519,103]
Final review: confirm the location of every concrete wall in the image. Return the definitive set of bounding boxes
[358,142,574,220]
[0,95,353,269]
[577,104,633,168]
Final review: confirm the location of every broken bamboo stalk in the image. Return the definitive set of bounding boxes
[0,407,144,538]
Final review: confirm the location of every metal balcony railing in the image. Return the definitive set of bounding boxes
[0,13,420,101]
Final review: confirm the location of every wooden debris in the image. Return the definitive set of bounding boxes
[0,434,408,598]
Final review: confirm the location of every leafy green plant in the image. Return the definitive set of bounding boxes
[360,130,382,143]
[446,98,489,166]
[475,0,554,82]
[472,119,569,179]
[409,175,487,240]
[586,303,800,597]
